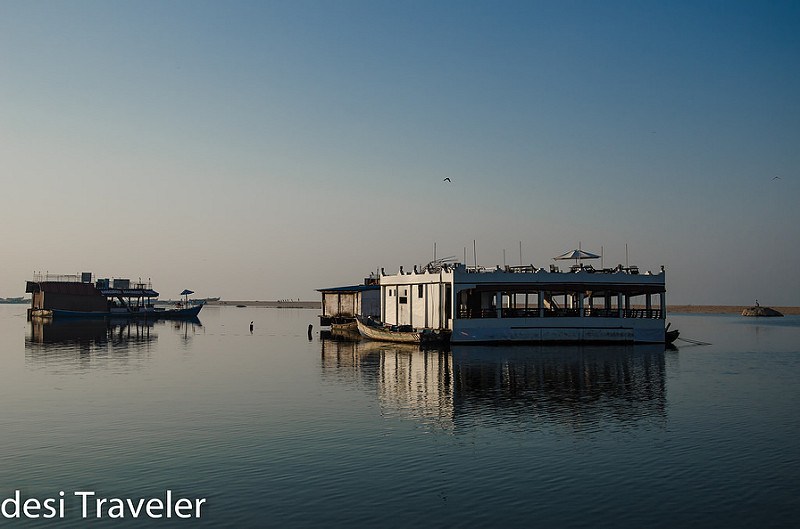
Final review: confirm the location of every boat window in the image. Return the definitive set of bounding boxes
[399,296,408,304]
[418,285,423,298]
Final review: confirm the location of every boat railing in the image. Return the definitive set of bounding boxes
[458,308,663,319]
[32,272,154,290]
[32,273,82,283]
[460,264,651,275]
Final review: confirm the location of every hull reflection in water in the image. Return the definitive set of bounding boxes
[25,317,202,367]
[321,339,667,431]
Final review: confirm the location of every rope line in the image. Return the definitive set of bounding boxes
[676,337,712,346]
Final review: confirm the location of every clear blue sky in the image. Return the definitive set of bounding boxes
[2,0,798,305]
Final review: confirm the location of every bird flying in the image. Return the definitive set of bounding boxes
[773,176,781,180]
[443,177,451,182]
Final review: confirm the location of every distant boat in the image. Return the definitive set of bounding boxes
[25,273,203,320]
[189,297,220,305]
[0,297,29,304]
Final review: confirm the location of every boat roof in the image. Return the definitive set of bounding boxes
[99,288,159,297]
[317,284,380,293]
[378,263,666,294]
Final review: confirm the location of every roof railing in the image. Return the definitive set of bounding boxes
[31,273,81,283]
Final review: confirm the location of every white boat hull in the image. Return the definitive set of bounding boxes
[451,317,664,344]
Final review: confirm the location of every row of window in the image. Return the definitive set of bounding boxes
[386,285,425,304]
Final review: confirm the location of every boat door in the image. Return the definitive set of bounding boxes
[397,286,410,325]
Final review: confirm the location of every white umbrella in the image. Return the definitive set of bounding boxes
[553,249,600,266]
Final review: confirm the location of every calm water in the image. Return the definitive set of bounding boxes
[1,304,798,527]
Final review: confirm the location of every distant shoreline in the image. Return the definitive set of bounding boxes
[204,301,799,315]
[208,300,321,309]
[667,305,800,315]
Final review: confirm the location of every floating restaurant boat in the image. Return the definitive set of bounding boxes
[25,272,202,320]
[364,253,677,345]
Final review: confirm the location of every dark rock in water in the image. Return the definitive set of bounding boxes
[741,306,784,317]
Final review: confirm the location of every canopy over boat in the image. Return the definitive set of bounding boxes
[553,249,601,262]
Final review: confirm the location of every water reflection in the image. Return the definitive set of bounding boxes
[450,344,666,432]
[25,317,202,368]
[321,337,667,431]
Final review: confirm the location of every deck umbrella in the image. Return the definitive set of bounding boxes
[180,289,194,305]
[553,249,600,266]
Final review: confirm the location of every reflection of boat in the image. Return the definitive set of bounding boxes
[355,339,433,355]
[319,338,667,430]
[27,315,201,346]
[330,324,361,341]
[25,272,203,319]
[448,344,667,425]
[356,316,451,344]
[27,317,156,347]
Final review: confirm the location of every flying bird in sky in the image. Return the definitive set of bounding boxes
[443,177,451,182]
[772,176,781,180]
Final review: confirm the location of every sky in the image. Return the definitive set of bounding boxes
[1,0,798,305]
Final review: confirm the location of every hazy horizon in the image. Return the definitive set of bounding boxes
[2,1,798,306]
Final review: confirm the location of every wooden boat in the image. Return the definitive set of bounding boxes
[356,316,450,344]
[665,323,679,344]
[666,329,679,344]
[331,320,358,332]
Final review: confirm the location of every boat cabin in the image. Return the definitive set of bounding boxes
[26,272,159,317]
[377,262,668,343]
[317,276,380,326]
